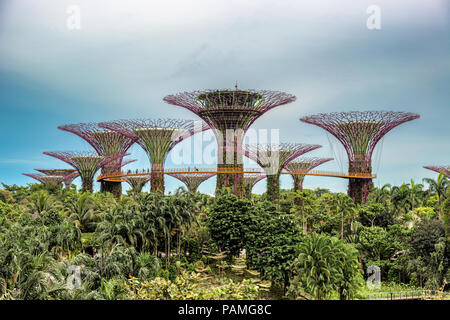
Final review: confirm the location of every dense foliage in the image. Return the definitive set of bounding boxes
[0,173,448,300]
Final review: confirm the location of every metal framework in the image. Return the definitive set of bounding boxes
[125,175,151,194]
[35,169,79,189]
[163,88,296,197]
[243,143,322,202]
[58,122,138,196]
[300,111,420,204]
[286,157,334,192]
[43,151,125,193]
[99,118,209,194]
[167,172,216,193]
[22,173,64,190]
[424,166,450,178]
[243,173,266,199]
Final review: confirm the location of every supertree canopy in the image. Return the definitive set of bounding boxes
[35,169,79,189]
[167,173,216,193]
[58,122,138,196]
[99,118,209,194]
[43,151,125,193]
[163,88,296,197]
[424,166,450,178]
[286,157,334,192]
[23,173,64,191]
[125,175,151,194]
[300,111,420,204]
[243,143,322,202]
[243,173,266,199]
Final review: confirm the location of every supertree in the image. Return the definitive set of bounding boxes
[163,87,296,197]
[243,173,266,199]
[300,111,420,204]
[43,151,125,193]
[99,118,209,194]
[35,169,79,189]
[125,175,151,194]
[167,173,216,193]
[58,122,138,196]
[243,143,322,203]
[286,157,334,192]
[424,166,450,178]
[23,173,64,191]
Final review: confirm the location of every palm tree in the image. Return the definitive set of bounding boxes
[332,193,356,240]
[423,172,449,220]
[67,192,100,232]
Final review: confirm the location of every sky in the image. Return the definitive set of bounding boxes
[0,0,449,195]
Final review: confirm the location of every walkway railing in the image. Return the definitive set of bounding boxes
[366,290,438,300]
[97,167,376,181]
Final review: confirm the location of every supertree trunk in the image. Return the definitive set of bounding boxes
[151,163,164,194]
[82,179,94,193]
[348,160,373,204]
[266,173,280,203]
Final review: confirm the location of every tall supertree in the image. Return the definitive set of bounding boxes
[58,122,138,196]
[43,151,125,193]
[167,173,216,193]
[99,119,209,194]
[243,173,266,199]
[125,175,151,194]
[23,173,64,191]
[300,111,420,204]
[424,166,450,178]
[35,169,79,189]
[163,88,296,197]
[243,143,322,203]
[286,157,334,192]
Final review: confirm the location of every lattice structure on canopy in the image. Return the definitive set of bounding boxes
[35,169,79,189]
[424,166,450,178]
[167,172,216,193]
[22,173,64,191]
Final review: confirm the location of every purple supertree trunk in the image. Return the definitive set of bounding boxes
[99,118,209,194]
[163,88,296,197]
[300,111,420,204]
[43,151,126,193]
[424,166,450,178]
[286,157,334,192]
[167,173,216,193]
[242,143,322,203]
[58,122,138,196]
[243,173,266,199]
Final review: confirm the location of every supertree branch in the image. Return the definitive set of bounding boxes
[99,118,209,194]
[125,175,150,193]
[23,173,64,190]
[424,166,450,178]
[167,173,216,193]
[43,151,126,193]
[286,157,334,192]
[243,173,266,199]
[35,169,79,189]
[163,88,296,197]
[300,111,420,170]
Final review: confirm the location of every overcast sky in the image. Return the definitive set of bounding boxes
[0,0,449,194]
